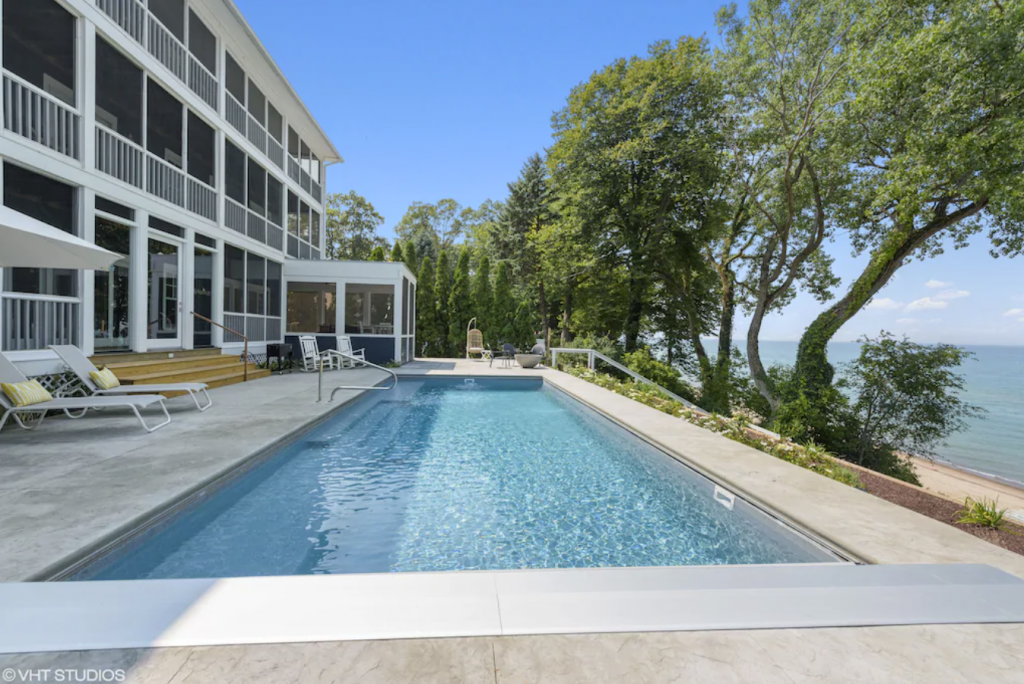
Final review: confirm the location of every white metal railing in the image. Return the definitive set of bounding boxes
[267,223,283,250]
[95,126,144,188]
[266,317,281,342]
[267,137,284,168]
[3,73,79,160]
[188,55,218,110]
[147,15,187,82]
[311,180,322,203]
[146,153,186,207]
[225,197,247,235]
[300,167,312,194]
[1,294,80,351]
[95,0,145,43]
[246,210,267,244]
[220,313,281,344]
[244,315,265,342]
[225,92,246,135]
[318,350,398,402]
[287,155,301,184]
[246,112,267,155]
[187,177,217,221]
[550,348,699,409]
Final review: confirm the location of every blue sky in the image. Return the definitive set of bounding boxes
[236,0,1024,347]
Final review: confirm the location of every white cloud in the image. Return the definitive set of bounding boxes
[925,280,951,289]
[906,297,949,311]
[935,289,970,300]
[867,297,903,310]
[1003,308,1024,317]
[896,318,918,324]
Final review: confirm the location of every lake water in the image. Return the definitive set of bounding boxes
[752,341,1024,487]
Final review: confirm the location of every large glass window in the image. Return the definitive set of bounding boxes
[187,112,215,187]
[193,246,214,348]
[286,282,335,334]
[247,159,266,216]
[223,245,245,313]
[267,261,282,318]
[344,284,394,334]
[225,140,245,205]
[95,38,142,143]
[299,200,310,240]
[287,191,299,236]
[94,218,132,352]
[247,80,265,126]
[2,164,76,297]
[187,10,216,74]
[309,153,321,184]
[246,252,265,315]
[267,176,283,227]
[150,0,185,42]
[147,80,183,167]
[147,239,180,340]
[311,210,321,248]
[2,0,75,106]
[225,52,245,104]
[267,104,283,143]
[288,126,300,158]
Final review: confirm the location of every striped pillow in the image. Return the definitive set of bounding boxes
[89,367,121,390]
[1,380,53,407]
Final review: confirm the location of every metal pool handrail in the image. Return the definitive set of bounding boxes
[317,350,398,403]
[549,347,699,409]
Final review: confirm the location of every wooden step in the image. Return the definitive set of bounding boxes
[102,354,235,376]
[149,367,272,399]
[119,362,263,386]
[89,348,218,364]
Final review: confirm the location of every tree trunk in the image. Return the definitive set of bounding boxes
[561,287,574,344]
[747,295,779,414]
[794,200,988,399]
[701,276,736,413]
[538,281,549,350]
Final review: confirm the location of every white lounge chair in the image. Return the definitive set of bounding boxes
[49,345,212,412]
[0,354,171,434]
[336,336,366,368]
[299,336,339,372]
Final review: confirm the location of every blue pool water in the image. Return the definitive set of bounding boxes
[76,378,837,580]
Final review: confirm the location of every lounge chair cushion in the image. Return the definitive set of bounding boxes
[89,366,121,390]
[1,379,53,407]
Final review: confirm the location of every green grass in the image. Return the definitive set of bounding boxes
[956,497,1007,530]
[566,366,863,489]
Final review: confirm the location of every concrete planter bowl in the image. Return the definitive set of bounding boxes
[515,353,542,369]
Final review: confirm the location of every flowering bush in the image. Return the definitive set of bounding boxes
[567,367,862,489]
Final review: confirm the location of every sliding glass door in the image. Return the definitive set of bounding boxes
[147,237,181,347]
[93,218,132,352]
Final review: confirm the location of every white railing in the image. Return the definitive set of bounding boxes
[550,348,699,409]
[244,316,265,343]
[300,167,312,194]
[246,211,267,244]
[147,15,187,82]
[95,0,145,44]
[246,113,268,155]
[287,155,301,184]
[225,197,247,236]
[1,294,79,351]
[223,313,246,343]
[220,313,281,344]
[267,223,283,250]
[266,317,281,342]
[187,177,217,221]
[3,73,79,160]
[188,55,218,110]
[95,126,144,188]
[146,154,186,207]
[311,180,322,203]
[267,137,284,168]
[225,92,246,135]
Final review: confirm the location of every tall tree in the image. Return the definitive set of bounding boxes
[390,241,404,263]
[324,191,388,260]
[793,0,1024,402]
[472,255,493,336]
[492,261,516,345]
[434,250,452,356]
[549,37,726,352]
[403,241,419,278]
[368,245,386,261]
[416,256,438,356]
[448,247,473,356]
[495,154,554,348]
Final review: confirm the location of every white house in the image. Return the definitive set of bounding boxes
[0,0,415,372]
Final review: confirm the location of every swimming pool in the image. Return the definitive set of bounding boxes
[74,377,839,580]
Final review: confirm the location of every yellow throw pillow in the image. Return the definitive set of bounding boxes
[1,379,53,407]
[89,367,121,390]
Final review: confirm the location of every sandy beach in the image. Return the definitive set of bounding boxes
[910,456,1024,521]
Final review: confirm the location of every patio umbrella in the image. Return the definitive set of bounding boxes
[0,205,122,269]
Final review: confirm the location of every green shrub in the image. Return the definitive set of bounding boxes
[622,347,697,403]
[956,497,1007,530]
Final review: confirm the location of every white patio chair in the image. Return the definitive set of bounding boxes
[49,345,212,411]
[299,335,339,372]
[0,353,171,434]
[336,336,366,368]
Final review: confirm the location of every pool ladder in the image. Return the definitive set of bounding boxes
[317,350,398,403]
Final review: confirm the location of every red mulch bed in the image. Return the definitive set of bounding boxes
[856,469,1024,557]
